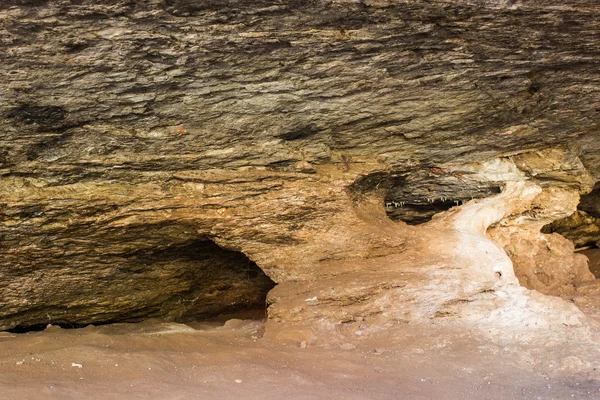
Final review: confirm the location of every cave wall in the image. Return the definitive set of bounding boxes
[543,183,600,249]
[1,0,600,333]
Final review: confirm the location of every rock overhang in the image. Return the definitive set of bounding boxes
[0,0,598,358]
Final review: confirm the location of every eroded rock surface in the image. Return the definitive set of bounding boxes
[543,183,600,249]
[0,0,599,366]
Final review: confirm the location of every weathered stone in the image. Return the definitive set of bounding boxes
[542,182,600,249]
[3,239,275,331]
[579,183,600,218]
[487,173,593,290]
[543,210,600,248]
[0,0,599,342]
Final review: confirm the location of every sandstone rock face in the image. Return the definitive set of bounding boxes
[543,183,600,249]
[488,187,596,297]
[1,0,599,344]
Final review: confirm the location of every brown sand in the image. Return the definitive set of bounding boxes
[0,320,598,400]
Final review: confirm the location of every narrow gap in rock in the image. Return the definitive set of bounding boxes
[383,188,502,225]
[384,199,456,225]
[7,322,88,334]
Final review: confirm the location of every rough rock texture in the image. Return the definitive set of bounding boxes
[488,187,595,296]
[543,183,600,248]
[1,0,600,349]
[582,248,600,278]
[544,210,600,248]
[266,160,589,329]
[3,238,275,330]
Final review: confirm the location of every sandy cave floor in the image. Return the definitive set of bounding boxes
[0,319,599,400]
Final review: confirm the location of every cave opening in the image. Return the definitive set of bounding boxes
[384,199,457,225]
[383,182,503,225]
[6,239,276,334]
[348,169,502,225]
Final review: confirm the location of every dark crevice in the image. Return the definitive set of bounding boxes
[578,182,600,218]
[7,322,88,334]
[542,182,600,249]
[384,183,502,225]
[540,182,600,280]
[7,104,66,130]
[348,170,501,225]
[384,200,457,225]
[278,124,321,141]
[348,171,406,199]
